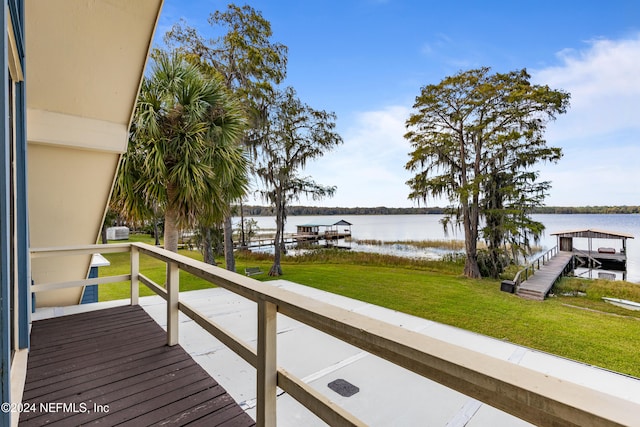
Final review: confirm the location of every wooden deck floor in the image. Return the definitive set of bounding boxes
[20,305,255,426]
[516,252,574,301]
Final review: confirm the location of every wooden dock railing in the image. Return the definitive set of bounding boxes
[512,245,560,288]
[30,242,638,427]
[573,248,603,269]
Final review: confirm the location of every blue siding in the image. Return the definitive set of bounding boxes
[0,0,12,419]
[13,0,27,348]
[1,1,27,422]
[15,79,28,349]
[81,267,99,304]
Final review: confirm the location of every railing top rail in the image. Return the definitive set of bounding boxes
[30,243,131,257]
[28,242,638,426]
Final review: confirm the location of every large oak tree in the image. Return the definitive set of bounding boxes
[405,68,570,278]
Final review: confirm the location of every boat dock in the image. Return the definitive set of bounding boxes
[236,219,353,250]
[508,228,634,301]
[236,232,350,249]
[515,251,574,300]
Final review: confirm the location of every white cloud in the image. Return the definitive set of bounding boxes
[534,35,640,143]
[541,143,640,206]
[421,33,453,56]
[302,105,416,207]
[533,33,640,206]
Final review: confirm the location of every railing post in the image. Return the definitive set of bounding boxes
[257,299,277,427]
[167,261,179,346]
[130,245,139,306]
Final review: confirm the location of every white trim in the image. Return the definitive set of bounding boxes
[6,11,23,82]
[10,348,28,427]
[27,108,128,153]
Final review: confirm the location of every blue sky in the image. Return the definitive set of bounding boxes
[158,1,640,208]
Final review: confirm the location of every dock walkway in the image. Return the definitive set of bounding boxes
[516,252,574,301]
[236,232,351,250]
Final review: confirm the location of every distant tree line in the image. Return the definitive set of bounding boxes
[240,205,640,216]
[532,206,640,214]
[241,205,446,216]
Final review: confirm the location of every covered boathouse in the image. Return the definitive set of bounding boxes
[551,228,634,279]
[295,219,352,241]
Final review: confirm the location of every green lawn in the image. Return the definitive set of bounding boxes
[98,235,640,378]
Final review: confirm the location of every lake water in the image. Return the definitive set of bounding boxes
[235,214,640,282]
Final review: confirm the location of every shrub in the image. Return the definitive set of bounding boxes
[476,248,511,278]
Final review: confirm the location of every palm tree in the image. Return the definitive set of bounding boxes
[165,4,288,271]
[113,50,248,253]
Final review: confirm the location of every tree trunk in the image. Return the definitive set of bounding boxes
[101,226,108,244]
[164,207,180,253]
[153,203,160,246]
[464,254,481,278]
[239,202,247,249]
[203,226,216,265]
[269,216,283,276]
[223,215,235,272]
[462,202,481,278]
[154,219,160,246]
[164,185,180,253]
[269,190,284,276]
[484,170,506,278]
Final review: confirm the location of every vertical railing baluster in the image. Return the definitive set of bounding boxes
[167,261,179,346]
[257,299,277,427]
[130,245,139,306]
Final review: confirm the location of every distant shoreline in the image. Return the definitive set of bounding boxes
[239,205,640,216]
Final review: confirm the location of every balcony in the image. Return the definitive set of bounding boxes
[22,305,254,426]
[27,242,640,426]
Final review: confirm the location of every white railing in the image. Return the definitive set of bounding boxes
[30,242,637,427]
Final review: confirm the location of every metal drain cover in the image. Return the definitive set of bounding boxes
[328,378,360,397]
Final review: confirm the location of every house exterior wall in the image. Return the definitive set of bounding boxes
[0,0,162,423]
[1,1,28,424]
[27,144,120,306]
[25,0,163,307]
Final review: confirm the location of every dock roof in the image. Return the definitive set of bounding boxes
[297,219,352,227]
[550,228,634,239]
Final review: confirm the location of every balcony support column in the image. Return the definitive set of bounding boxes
[166,261,179,346]
[130,245,139,306]
[257,299,277,427]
